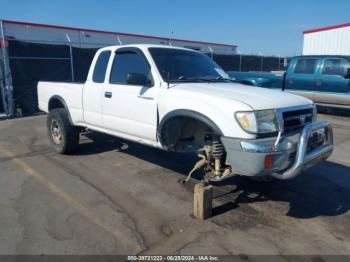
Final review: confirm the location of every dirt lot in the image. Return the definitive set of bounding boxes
[0,113,350,255]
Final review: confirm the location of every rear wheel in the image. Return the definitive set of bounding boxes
[47,108,80,154]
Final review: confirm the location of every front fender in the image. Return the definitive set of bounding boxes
[157,96,255,139]
[158,109,224,136]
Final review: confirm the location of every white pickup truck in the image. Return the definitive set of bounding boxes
[38,44,334,182]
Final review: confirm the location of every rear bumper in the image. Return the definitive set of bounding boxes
[221,120,333,180]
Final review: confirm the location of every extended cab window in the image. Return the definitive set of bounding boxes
[322,58,350,77]
[110,51,151,84]
[294,59,318,74]
[93,51,111,83]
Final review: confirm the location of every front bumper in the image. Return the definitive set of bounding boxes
[221,120,333,180]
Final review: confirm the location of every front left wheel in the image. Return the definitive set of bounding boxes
[47,108,80,154]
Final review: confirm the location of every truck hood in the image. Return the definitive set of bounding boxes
[171,82,312,110]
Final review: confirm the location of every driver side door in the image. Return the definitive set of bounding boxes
[285,58,319,101]
[102,48,158,142]
[315,58,350,107]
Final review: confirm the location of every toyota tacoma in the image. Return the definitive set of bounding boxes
[38,45,334,182]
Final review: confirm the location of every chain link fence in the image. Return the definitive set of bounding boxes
[8,40,98,114]
[210,54,290,72]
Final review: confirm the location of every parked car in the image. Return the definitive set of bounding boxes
[229,56,350,109]
[37,45,333,182]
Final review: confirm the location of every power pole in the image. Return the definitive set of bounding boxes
[65,33,75,82]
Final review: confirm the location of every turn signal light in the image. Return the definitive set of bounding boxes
[264,155,273,168]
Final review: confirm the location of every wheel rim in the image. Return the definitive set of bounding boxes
[50,120,62,144]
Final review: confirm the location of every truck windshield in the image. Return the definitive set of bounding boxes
[149,48,230,83]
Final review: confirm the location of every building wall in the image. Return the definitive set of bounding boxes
[3,21,237,55]
[303,26,350,55]
[0,20,237,115]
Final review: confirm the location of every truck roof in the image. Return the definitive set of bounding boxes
[98,44,199,52]
[293,55,350,59]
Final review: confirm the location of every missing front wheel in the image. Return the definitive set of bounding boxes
[182,135,233,184]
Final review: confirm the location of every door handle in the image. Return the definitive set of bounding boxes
[316,79,322,86]
[287,78,293,85]
[104,91,112,98]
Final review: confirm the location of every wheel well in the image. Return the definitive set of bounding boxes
[159,116,221,152]
[48,97,65,111]
[48,96,73,124]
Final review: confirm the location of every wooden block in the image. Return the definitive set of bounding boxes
[193,183,213,220]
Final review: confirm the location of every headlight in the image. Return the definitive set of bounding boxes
[235,110,279,134]
[235,112,257,133]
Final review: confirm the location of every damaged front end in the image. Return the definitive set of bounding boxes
[159,115,233,183]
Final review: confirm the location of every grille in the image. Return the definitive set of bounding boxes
[283,109,313,133]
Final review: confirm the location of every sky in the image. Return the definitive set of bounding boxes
[1,0,350,56]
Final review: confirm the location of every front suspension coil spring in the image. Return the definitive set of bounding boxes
[212,138,224,159]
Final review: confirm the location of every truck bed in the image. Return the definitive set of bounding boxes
[37,81,84,124]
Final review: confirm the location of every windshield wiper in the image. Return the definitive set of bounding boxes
[169,76,236,83]
[171,76,207,83]
[191,76,236,83]
[179,76,224,82]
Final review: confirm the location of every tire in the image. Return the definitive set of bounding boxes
[47,108,80,154]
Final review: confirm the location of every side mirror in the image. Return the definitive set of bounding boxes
[345,68,350,79]
[126,73,149,85]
